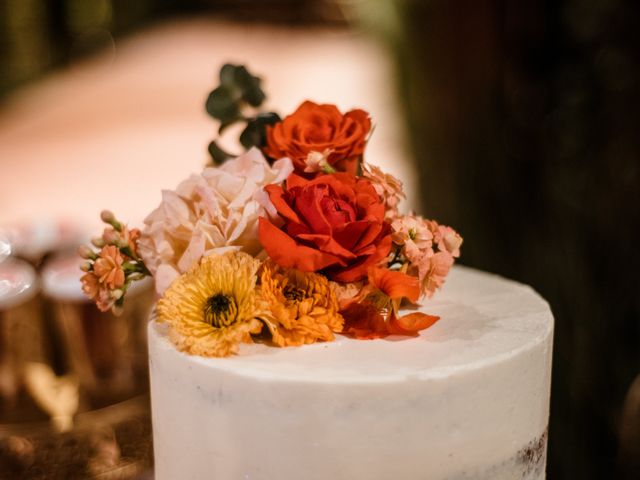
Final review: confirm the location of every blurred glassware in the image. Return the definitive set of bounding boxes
[3,220,84,268]
[0,258,48,422]
[0,232,11,264]
[0,232,155,478]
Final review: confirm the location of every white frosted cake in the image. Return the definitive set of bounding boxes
[148,266,553,480]
[75,64,553,480]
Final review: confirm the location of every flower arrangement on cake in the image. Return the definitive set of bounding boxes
[79,65,462,357]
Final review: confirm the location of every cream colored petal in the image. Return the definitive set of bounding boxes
[177,230,206,273]
[159,189,192,225]
[155,263,180,295]
[197,221,226,247]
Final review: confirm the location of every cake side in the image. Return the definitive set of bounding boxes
[148,266,553,480]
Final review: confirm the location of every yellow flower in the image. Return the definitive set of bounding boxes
[259,262,344,347]
[157,251,263,357]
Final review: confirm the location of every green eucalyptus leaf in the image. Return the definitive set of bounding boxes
[239,112,282,149]
[239,122,261,149]
[233,65,258,90]
[242,86,266,108]
[234,66,266,107]
[206,86,240,122]
[208,65,267,121]
[218,119,237,134]
[219,63,237,86]
[208,140,235,165]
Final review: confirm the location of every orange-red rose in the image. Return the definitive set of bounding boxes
[258,173,391,282]
[264,101,371,174]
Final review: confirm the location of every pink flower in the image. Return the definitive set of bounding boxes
[81,271,100,299]
[417,250,454,298]
[137,148,294,294]
[362,163,406,218]
[391,214,434,264]
[81,271,115,312]
[101,225,141,255]
[432,223,463,258]
[93,245,125,290]
[125,227,141,255]
[303,149,334,173]
[391,214,461,298]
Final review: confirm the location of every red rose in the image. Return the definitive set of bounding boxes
[264,101,371,175]
[258,173,391,282]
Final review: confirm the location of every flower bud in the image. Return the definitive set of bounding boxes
[100,210,116,224]
[118,238,131,249]
[102,228,121,245]
[91,236,105,248]
[100,210,122,231]
[77,244,95,259]
[111,289,124,300]
[80,261,93,272]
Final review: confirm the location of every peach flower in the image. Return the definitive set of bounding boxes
[81,271,100,299]
[391,214,461,298]
[102,225,141,255]
[429,222,463,258]
[418,251,455,298]
[391,214,434,264]
[362,163,406,218]
[92,245,125,290]
[81,271,116,312]
[138,148,293,294]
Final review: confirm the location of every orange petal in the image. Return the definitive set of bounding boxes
[341,303,389,339]
[332,156,360,175]
[296,233,357,260]
[265,184,302,224]
[328,234,392,283]
[286,173,311,190]
[368,267,420,303]
[345,108,372,133]
[259,217,342,272]
[388,312,439,335]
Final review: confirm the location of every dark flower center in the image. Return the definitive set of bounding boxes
[283,285,306,303]
[203,293,237,328]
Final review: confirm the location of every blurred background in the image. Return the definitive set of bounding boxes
[0,0,638,479]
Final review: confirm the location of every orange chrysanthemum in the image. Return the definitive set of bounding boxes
[259,262,344,347]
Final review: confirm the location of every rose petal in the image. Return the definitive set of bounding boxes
[341,303,389,339]
[259,217,343,272]
[295,184,332,235]
[296,233,357,260]
[368,268,420,303]
[388,312,439,335]
[265,184,303,225]
[328,234,392,283]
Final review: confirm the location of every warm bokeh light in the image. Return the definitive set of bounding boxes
[0,19,415,229]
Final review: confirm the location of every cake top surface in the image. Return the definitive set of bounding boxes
[151,266,553,383]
